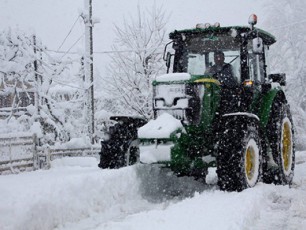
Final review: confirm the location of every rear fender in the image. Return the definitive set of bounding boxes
[258,88,286,128]
[222,112,259,125]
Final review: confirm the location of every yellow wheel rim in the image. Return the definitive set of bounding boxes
[282,121,292,172]
[245,146,255,181]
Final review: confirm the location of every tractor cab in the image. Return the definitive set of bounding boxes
[156,15,284,121]
[165,15,277,85]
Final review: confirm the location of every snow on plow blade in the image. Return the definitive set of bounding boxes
[139,143,173,164]
[138,113,184,164]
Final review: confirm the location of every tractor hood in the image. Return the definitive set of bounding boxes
[138,113,184,140]
[155,72,191,83]
[152,72,221,86]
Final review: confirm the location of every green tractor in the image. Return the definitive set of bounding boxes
[137,15,295,191]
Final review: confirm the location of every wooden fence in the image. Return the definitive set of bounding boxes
[0,134,100,175]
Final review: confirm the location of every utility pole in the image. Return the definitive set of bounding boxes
[33,35,40,117]
[83,0,95,144]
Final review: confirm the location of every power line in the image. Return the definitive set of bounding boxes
[94,48,163,54]
[46,49,80,54]
[51,78,86,90]
[57,15,81,51]
[61,33,84,59]
[34,70,86,91]
[46,47,163,55]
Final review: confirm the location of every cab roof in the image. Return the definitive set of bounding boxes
[169,26,276,46]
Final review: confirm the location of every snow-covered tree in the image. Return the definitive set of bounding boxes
[104,4,168,119]
[0,28,73,145]
[263,0,306,149]
[48,56,90,141]
[0,29,35,112]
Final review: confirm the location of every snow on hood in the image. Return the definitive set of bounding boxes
[155,73,191,82]
[138,113,183,139]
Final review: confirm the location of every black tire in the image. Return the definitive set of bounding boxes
[98,147,124,169]
[125,141,140,166]
[263,99,295,185]
[216,116,261,192]
[98,139,139,169]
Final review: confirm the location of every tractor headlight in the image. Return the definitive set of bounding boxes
[243,80,254,87]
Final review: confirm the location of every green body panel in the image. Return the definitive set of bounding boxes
[184,76,221,131]
[257,87,281,128]
[168,86,282,174]
[141,80,284,174]
[170,131,211,175]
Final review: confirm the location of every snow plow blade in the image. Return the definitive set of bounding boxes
[139,142,174,164]
[98,116,147,169]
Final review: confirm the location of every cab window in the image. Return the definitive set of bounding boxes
[248,51,265,83]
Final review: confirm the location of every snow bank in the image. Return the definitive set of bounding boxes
[91,151,306,230]
[1,152,306,230]
[53,137,93,149]
[138,113,183,139]
[51,157,98,168]
[0,159,151,230]
[97,185,264,230]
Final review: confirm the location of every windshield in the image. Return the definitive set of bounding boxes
[175,34,241,83]
[187,51,240,81]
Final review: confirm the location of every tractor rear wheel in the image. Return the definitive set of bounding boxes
[263,99,295,185]
[217,117,261,191]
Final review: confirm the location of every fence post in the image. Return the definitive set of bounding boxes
[45,147,51,169]
[32,134,39,170]
[8,137,15,174]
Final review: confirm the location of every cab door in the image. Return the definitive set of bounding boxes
[247,41,266,112]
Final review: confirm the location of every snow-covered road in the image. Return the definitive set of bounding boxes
[1,152,306,230]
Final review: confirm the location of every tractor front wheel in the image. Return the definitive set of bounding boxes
[217,117,261,192]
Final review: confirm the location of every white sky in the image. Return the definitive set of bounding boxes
[0,0,264,77]
[0,0,264,52]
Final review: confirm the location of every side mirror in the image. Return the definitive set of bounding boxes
[252,37,263,54]
[166,52,171,68]
[163,41,173,61]
[163,41,174,73]
[268,73,286,86]
[165,52,172,73]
